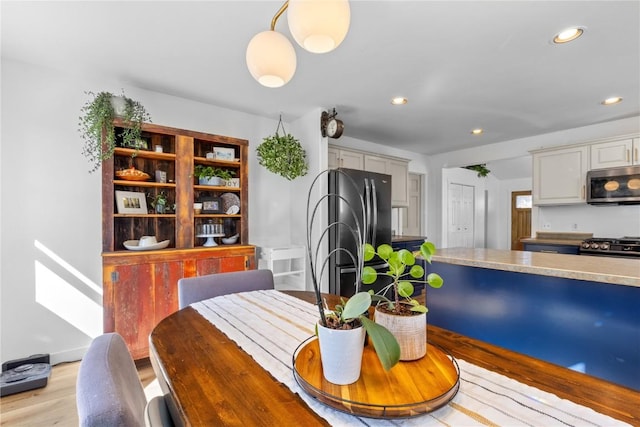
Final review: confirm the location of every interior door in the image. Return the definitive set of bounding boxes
[511,191,532,250]
[447,183,474,248]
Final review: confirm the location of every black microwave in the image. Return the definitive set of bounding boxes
[587,165,640,205]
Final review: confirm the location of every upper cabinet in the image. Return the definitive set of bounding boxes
[591,138,640,169]
[328,146,364,170]
[328,145,409,207]
[532,145,589,205]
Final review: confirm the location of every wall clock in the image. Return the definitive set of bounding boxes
[321,110,344,139]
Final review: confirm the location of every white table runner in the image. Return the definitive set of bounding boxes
[192,290,629,427]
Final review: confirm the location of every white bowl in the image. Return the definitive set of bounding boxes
[221,234,239,244]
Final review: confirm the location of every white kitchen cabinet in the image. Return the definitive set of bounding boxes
[388,159,409,207]
[364,154,388,174]
[328,147,364,170]
[328,145,410,207]
[364,154,409,206]
[532,145,589,205]
[590,138,639,169]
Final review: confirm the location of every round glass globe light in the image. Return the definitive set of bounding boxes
[287,0,351,54]
[246,30,297,88]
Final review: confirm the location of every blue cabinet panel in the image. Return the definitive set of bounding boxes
[523,243,579,254]
[427,262,640,390]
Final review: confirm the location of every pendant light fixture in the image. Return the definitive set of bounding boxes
[288,0,351,54]
[246,0,351,88]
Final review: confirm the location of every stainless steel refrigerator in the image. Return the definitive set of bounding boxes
[328,168,393,297]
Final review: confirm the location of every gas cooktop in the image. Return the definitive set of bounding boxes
[580,237,640,258]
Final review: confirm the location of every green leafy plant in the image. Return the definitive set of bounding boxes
[148,191,167,210]
[78,90,151,173]
[322,292,400,371]
[362,242,444,315]
[256,117,308,180]
[194,165,235,181]
[464,163,490,177]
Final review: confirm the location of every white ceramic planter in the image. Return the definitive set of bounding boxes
[199,176,225,186]
[317,322,366,385]
[375,307,426,361]
[110,95,127,117]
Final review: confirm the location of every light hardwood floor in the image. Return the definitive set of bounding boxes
[0,360,157,426]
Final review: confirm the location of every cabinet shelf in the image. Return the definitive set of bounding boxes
[114,147,177,160]
[195,214,242,219]
[194,185,240,192]
[194,156,241,167]
[113,214,177,218]
[114,180,177,188]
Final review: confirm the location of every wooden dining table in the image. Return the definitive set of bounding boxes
[149,291,640,426]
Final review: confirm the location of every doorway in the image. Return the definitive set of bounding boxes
[511,191,532,250]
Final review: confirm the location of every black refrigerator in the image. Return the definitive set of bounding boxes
[328,168,393,297]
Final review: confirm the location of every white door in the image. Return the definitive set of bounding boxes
[447,183,474,247]
[402,173,422,236]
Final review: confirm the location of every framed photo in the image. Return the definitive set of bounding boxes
[200,197,222,214]
[115,190,148,214]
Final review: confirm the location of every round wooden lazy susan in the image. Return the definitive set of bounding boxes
[292,337,460,419]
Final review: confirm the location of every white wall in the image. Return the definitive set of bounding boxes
[0,59,301,363]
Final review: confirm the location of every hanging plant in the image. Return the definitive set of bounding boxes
[463,163,490,178]
[256,116,308,181]
[78,90,151,173]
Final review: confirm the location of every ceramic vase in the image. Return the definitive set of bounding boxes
[316,322,366,385]
[375,307,426,361]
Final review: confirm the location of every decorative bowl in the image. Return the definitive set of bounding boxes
[221,234,239,245]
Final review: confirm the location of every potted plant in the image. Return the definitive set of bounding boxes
[148,191,168,214]
[317,291,400,385]
[361,242,444,360]
[78,90,151,173]
[305,169,400,385]
[194,165,235,186]
[256,117,308,181]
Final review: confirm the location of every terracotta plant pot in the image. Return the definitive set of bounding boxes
[374,306,426,361]
[316,322,366,385]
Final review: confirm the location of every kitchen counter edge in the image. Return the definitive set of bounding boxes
[431,248,639,287]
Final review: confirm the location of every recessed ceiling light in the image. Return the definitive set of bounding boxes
[391,97,408,105]
[471,128,483,135]
[601,96,623,105]
[553,27,584,44]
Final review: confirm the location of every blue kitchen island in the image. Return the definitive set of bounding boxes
[426,248,640,391]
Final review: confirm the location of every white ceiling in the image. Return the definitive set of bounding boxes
[2,1,639,156]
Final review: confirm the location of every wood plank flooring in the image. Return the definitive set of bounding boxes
[0,360,156,426]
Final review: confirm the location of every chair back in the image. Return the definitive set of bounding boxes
[76,333,147,426]
[178,269,274,308]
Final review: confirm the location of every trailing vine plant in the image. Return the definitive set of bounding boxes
[78,90,151,173]
[256,116,308,181]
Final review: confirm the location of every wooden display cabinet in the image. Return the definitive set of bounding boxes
[102,122,255,358]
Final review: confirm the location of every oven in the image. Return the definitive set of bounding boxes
[579,237,640,259]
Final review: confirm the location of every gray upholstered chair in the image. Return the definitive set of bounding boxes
[76,333,174,427]
[178,269,275,309]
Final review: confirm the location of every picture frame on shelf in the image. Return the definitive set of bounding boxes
[115,190,148,214]
[213,147,235,160]
[200,197,222,214]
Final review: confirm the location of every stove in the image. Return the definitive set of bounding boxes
[579,237,640,258]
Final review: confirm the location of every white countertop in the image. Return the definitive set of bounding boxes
[431,248,640,287]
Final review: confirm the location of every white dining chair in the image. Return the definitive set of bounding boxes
[178,269,274,309]
[76,332,174,427]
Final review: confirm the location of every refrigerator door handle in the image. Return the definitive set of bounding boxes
[364,178,372,245]
[370,179,378,248]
